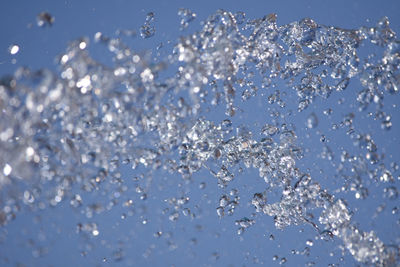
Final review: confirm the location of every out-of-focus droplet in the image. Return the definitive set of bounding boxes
[323,108,333,115]
[3,164,12,176]
[383,186,398,200]
[178,8,196,30]
[216,206,224,218]
[381,115,392,130]
[306,113,318,129]
[9,44,19,55]
[234,11,246,25]
[37,12,54,27]
[199,182,206,189]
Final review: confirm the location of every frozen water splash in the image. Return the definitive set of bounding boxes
[0,9,399,266]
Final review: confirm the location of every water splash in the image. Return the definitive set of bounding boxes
[0,9,399,266]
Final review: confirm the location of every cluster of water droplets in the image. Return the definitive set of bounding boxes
[1,9,399,266]
[140,12,156,39]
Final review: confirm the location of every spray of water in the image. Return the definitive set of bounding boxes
[0,10,399,266]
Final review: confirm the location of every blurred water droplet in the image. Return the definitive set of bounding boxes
[383,186,398,200]
[306,113,318,129]
[3,164,12,176]
[178,8,196,30]
[234,11,246,25]
[8,44,19,55]
[37,12,54,27]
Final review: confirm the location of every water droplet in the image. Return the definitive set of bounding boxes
[306,113,318,129]
[381,115,392,130]
[92,229,99,236]
[37,12,54,27]
[383,186,398,200]
[154,231,163,238]
[3,164,12,176]
[140,12,156,38]
[234,11,246,25]
[9,44,19,55]
[140,25,155,39]
[261,124,279,136]
[323,108,333,115]
[199,182,206,189]
[216,206,224,218]
[178,8,196,30]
